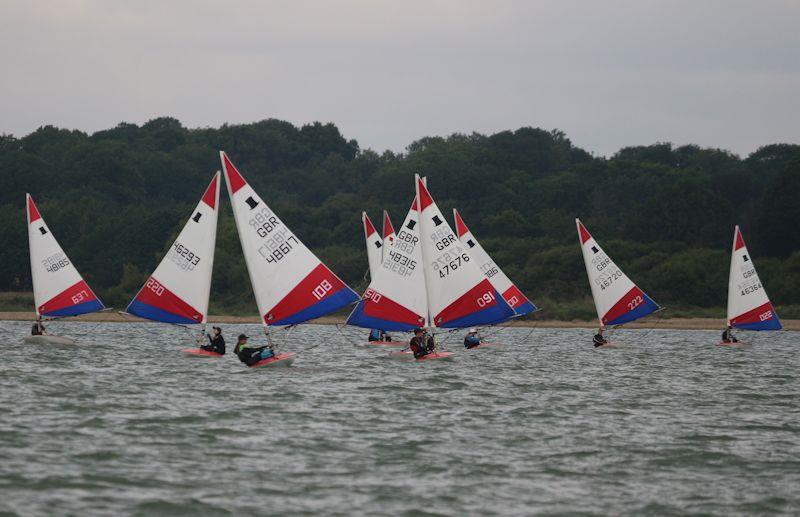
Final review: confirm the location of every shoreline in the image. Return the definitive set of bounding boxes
[2,312,797,331]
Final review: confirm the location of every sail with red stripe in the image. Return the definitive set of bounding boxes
[417,176,514,328]
[347,194,428,331]
[362,212,383,281]
[26,194,105,318]
[726,226,781,331]
[126,172,221,325]
[221,151,358,326]
[453,208,536,317]
[576,218,660,326]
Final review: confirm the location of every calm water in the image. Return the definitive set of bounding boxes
[0,321,798,516]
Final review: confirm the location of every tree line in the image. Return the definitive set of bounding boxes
[1,117,798,319]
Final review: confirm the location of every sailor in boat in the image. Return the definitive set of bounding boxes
[201,326,226,355]
[409,328,435,359]
[593,328,609,347]
[234,334,275,366]
[368,329,392,342]
[464,329,482,349]
[721,326,739,344]
[30,318,47,336]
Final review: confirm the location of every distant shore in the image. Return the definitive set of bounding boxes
[2,312,797,331]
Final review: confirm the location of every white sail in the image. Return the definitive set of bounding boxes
[26,194,104,317]
[362,212,383,281]
[126,172,221,324]
[347,193,428,330]
[453,208,536,316]
[415,175,514,328]
[576,218,659,326]
[220,151,358,325]
[726,225,781,330]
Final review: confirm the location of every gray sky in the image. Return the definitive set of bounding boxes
[1,0,798,157]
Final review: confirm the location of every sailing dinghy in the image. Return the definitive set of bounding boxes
[24,194,106,345]
[722,226,781,345]
[125,173,222,356]
[220,151,359,368]
[576,218,661,346]
[453,208,536,317]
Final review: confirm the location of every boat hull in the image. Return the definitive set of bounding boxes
[23,335,76,346]
[182,348,223,357]
[416,351,455,362]
[250,352,296,368]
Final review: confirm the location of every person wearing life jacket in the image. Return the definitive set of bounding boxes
[593,328,608,347]
[464,329,482,349]
[201,326,226,355]
[721,326,738,343]
[234,334,276,366]
[368,329,392,342]
[409,328,431,359]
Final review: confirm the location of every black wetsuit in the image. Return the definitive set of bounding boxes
[593,333,607,347]
[409,336,427,358]
[721,329,738,343]
[31,323,42,336]
[203,334,226,355]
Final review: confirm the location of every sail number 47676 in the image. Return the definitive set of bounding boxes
[433,252,470,278]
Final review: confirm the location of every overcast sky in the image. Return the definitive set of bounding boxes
[1,0,798,157]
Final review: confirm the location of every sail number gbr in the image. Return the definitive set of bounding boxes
[249,207,299,264]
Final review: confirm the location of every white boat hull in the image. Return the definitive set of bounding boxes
[23,335,76,346]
